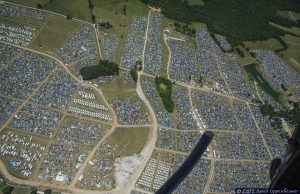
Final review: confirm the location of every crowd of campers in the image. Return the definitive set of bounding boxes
[74,98,107,111]
[31,68,79,110]
[79,91,95,99]
[0,24,36,47]
[0,129,46,177]
[210,161,270,192]
[120,69,136,85]
[253,50,300,92]
[232,101,259,133]
[174,158,211,194]
[142,77,175,128]
[79,141,122,190]
[213,131,252,159]
[0,51,56,99]
[99,33,118,61]
[0,43,22,67]
[137,158,171,190]
[250,105,287,158]
[244,133,271,160]
[137,150,210,193]
[38,120,108,184]
[70,89,111,122]
[144,12,163,76]
[120,16,147,69]
[0,97,21,125]
[191,91,239,131]
[196,28,255,101]
[172,85,198,130]
[55,25,97,64]
[68,106,112,121]
[0,3,47,20]
[167,39,198,84]
[195,28,227,90]
[109,96,150,125]
[215,34,232,51]
[156,128,203,153]
[9,104,63,137]
[220,59,256,101]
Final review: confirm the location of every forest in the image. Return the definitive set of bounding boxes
[140,0,300,45]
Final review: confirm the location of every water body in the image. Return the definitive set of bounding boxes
[244,63,281,102]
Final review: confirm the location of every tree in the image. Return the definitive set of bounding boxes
[130,67,138,83]
[44,189,52,194]
[2,186,14,194]
[91,15,96,23]
[36,3,42,9]
[30,188,37,194]
[66,15,72,19]
[235,47,245,57]
[260,104,275,117]
[80,60,119,80]
[123,4,127,16]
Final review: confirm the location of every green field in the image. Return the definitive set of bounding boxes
[244,38,283,51]
[270,22,300,36]
[108,127,150,156]
[44,0,92,22]
[29,15,81,52]
[280,34,300,72]
[5,0,48,7]
[101,77,136,100]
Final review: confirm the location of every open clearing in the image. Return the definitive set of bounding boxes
[244,38,283,51]
[44,0,91,22]
[29,15,81,52]
[5,0,48,7]
[280,34,300,72]
[108,127,150,157]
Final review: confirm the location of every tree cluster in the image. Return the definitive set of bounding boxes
[2,186,13,194]
[154,76,174,113]
[174,22,196,37]
[80,60,119,80]
[99,21,113,29]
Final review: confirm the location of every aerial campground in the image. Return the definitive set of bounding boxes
[0,0,300,193]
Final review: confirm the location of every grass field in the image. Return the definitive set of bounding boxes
[5,0,48,7]
[28,14,81,52]
[44,0,92,22]
[101,77,136,100]
[270,22,300,36]
[280,34,300,72]
[108,127,150,156]
[244,38,283,51]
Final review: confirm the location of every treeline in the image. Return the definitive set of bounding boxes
[140,0,300,45]
[154,76,174,113]
[80,60,119,80]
